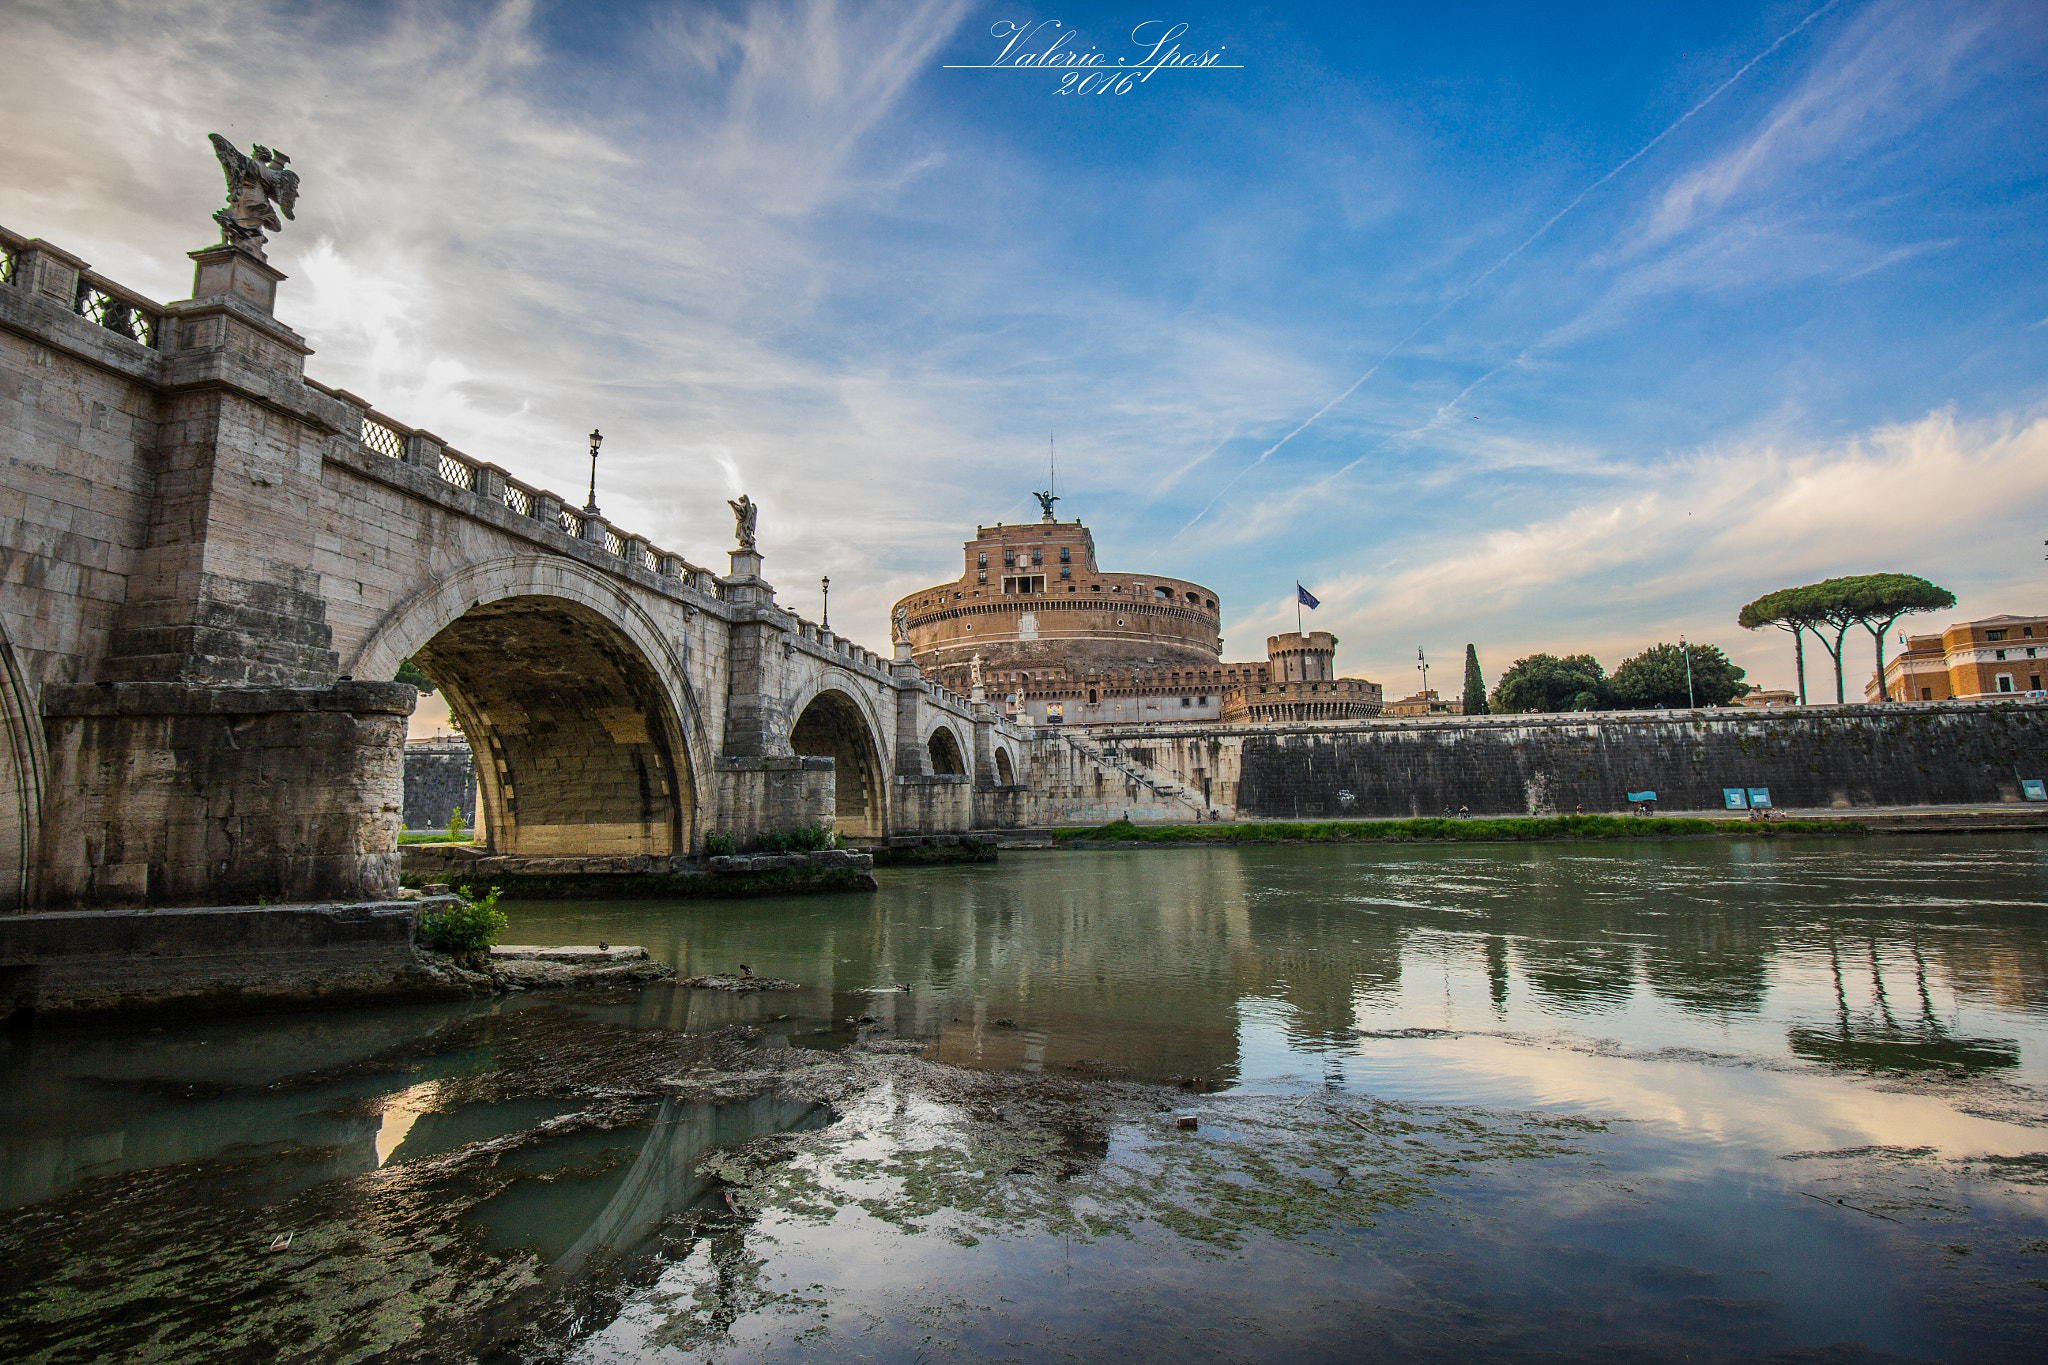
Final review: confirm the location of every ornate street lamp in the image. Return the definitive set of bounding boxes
[584,429,602,513]
[821,575,831,629]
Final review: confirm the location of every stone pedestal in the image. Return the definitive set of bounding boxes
[187,244,286,315]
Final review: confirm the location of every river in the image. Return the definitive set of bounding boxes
[3,833,2044,1362]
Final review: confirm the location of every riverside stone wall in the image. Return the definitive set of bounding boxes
[403,736,477,831]
[1029,700,2048,822]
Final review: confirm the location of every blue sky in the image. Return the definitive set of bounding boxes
[6,0,2045,697]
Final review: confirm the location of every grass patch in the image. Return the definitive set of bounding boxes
[399,832,474,845]
[1051,814,1860,845]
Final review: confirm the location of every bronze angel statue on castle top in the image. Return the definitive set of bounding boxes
[207,133,300,258]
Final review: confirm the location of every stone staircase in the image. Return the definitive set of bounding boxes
[1062,732,1223,823]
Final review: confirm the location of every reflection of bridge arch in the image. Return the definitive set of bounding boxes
[346,557,701,856]
[926,724,966,776]
[790,687,886,837]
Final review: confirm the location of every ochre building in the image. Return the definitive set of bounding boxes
[1867,612,2047,701]
[894,511,1381,725]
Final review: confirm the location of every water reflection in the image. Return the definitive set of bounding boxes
[497,835,2047,1101]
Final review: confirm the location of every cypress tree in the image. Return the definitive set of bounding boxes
[1462,644,1488,715]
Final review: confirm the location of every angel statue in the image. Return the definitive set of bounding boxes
[207,134,300,259]
[891,603,909,644]
[1033,489,1060,519]
[969,653,985,688]
[727,494,759,550]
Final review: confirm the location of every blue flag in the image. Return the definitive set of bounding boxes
[1296,583,1319,609]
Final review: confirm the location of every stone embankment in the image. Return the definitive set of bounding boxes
[0,897,490,1024]
[401,845,877,898]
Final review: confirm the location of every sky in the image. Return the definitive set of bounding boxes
[4,0,2045,700]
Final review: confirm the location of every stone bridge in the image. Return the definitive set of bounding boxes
[0,225,1030,911]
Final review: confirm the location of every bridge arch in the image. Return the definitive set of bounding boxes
[347,556,702,857]
[926,723,966,776]
[993,744,1016,786]
[788,684,887,838]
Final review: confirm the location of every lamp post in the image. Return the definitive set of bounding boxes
[584,429,602,514]
[1417,647,1428,700]
[1680,635,1696,708]
[821,575,830,630]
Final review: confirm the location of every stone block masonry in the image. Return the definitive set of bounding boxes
[0,897,486,1023]
[404,735,477,830]
[40,680,411,907]
[1,221,1028,912]
[1025,700,2048,823]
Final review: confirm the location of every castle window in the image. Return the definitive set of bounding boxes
[1153,586,1172,600]
[1061,566,1070,578]
[2026,626,2036,637]
[1205,598,1215,610]
[1060,547,1070,562]
[1032,549,1042,565]
[1091,584,1101,592]
[1988,630,2006,641]
[977,570,986,584]
[1004,551,1015,566]
[1185,591,1198,604]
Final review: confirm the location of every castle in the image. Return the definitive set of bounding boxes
[893,503,1383,726]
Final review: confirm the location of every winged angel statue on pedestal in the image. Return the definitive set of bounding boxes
[207,134,300,258]
[727,495,759,550]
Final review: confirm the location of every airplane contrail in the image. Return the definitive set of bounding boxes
[1164,0,1842,545]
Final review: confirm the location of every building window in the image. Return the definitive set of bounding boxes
[1205,598,1215,610]
[1091,584,1101,592]
[1988,630,2006,641]
[2034,674,2044,691]
[1997,674,2014,692]
[1032,549,1042,565]
[1004,551,1014,566]
[1922,687,1933,700]
[2029,648,2039,658]
[1061,566,1070,578]
[1059,547,1070,562]
[1996,649,2007,661]
[1153,586,1171,600]
[2025,626,2036,637]
[977,570,987,584]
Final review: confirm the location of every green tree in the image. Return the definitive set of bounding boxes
[1841,573,1954,701]
[1491,653,1610,713]
[1740,573,1955,704]
[1738,586,1821,704]
[1610,642,1749,708]
[1461,644,1488,715]
[394,657,436,694]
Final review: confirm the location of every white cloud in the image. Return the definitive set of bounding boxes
[1268,407,2048,694]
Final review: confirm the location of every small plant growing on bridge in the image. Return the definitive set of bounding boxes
[757,822,840,853]
[703,831,736,857]
[446,807,468,842]
[418,884,505,969]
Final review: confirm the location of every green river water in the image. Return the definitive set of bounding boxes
[2,833,2045,1362]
